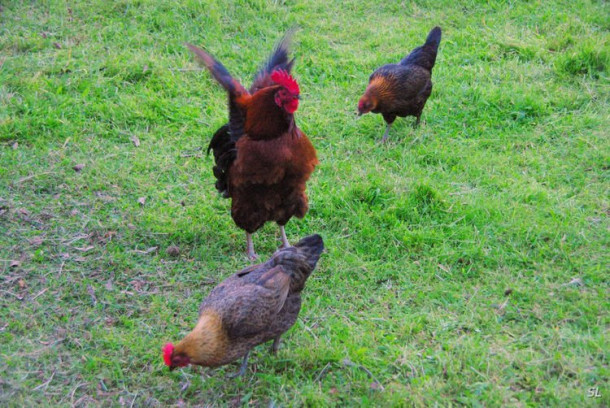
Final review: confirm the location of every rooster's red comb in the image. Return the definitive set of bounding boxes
[163,343,174,366]
[271,69,300,95]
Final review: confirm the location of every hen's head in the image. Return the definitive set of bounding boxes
[357,94,376,115]
[163,343,190,371]
[163,312,227,372]
[271,69,300,114]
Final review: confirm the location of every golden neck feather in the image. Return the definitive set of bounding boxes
[174,311,228,366]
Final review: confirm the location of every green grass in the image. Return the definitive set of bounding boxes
[1,0,608,406]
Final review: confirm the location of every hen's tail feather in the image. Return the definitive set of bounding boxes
[425,26,442,51]
[294,234,324,270]
[251,28,298,93]
[399,26,442,71]
[272,234,324,292]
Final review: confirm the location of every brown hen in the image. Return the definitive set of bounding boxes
[163,234,324,377]
[358,26,442,142]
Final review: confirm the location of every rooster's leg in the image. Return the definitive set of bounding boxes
[380,123,392,143]
[246,233,258,260]
[228,351,250,378]
[279,225,290,248]
[271,335,282,354]
[414,115,421,128]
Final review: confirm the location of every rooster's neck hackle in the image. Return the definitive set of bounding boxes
[245,87,295,140]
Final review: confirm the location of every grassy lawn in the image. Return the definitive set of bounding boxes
[1,0,608,406]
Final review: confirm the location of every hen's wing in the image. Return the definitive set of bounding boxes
[370,65,427,102]
[201,265,291,339]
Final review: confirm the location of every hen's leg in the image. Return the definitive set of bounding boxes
[279,225,290,248]
[380,123,392,143]
[380,114,396,143]
[414,114,422,128]
[271,335,282,354]
[246,233,258,260]
[228,351,250,378]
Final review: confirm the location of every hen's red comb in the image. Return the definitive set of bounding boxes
[163,343,174,366]
[271,69,300,95]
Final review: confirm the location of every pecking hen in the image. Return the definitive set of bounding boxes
[163,234,324,377]
[358,26,442,142]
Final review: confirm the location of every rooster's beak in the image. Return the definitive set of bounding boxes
[169,366,176,372]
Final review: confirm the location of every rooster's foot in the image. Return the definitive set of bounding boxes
[246,233,259,261]
[279,225,291,249]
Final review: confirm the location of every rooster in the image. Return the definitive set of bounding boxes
[187,31,318,259]
[163,234,324,377]
[358,26,442,142]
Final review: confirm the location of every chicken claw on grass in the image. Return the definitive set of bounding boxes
[227,352,250,378]
[271,336,282,355]
[378,124,392,144]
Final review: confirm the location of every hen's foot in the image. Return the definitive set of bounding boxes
[270,336,282,355]
[228,352,250,378]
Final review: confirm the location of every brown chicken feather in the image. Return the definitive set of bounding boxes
[163,234,324,377]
